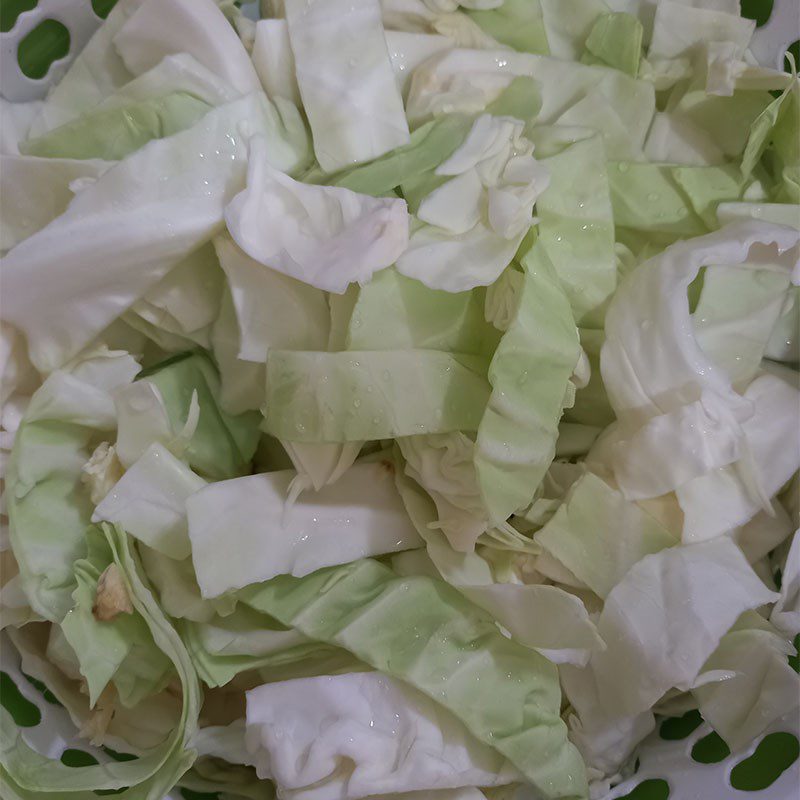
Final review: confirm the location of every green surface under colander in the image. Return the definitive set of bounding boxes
[1,2,798,799]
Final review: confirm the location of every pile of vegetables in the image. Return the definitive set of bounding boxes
[1,1,798,799]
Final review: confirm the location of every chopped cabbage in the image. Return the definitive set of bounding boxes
[1,2,798,799]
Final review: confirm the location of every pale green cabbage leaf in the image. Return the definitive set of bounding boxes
[239,558,588,799]
[263,349,491,441]
[0,524,201,799]
[6,349,140,621]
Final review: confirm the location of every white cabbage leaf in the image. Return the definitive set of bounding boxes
[92,443,206,560]
[771,531,800,637]
[285,0,411,172]
[385,31,456,93]
[405,49,654,153]
[252,18,453,101]
[126,243,224,351]
[560,662,655,792]
[539,0,608,61]
[0,155,112,253]
[281,441,363,494]
[188,461,423,597]
[3,93,308,372]
[251,19,302,104]
[693,612,800,751]
[647,1,753,61]
[225,137,409,293]
[734,503,795,565]
[0,98,42,153]
[113,381,188,468]
[395,114,550,292]
[112,0,261,95]
[245,672,520,799]
[585,536,778,719]
[717,201,800,230]
[381,0,508,50]
[214,233,330,362]
[599,221,800,502]
[676,372,800,541]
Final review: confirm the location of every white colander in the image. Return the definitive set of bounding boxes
[0,2,798,800]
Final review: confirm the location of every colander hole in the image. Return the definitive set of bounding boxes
[17,18,71,80]
[91,0,118,20]
[0,0,37,34]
